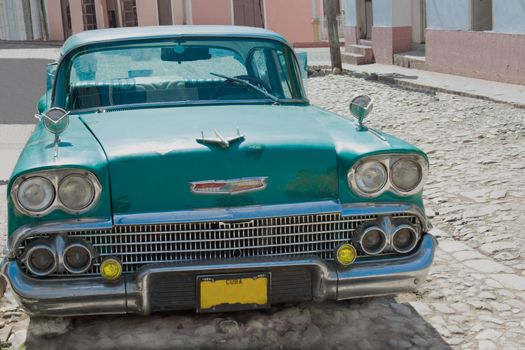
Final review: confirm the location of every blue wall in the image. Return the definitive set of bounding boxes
[493,0,525,33]
[426,0,471,30]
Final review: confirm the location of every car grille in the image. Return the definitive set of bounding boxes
[18,212,420,276]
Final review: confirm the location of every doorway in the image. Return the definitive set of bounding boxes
[60,0,72,39]
[411,0,426,44]
[364,0,372,39]
[356,0,373,40]
[233,0,264,28]
[158,0,173,25]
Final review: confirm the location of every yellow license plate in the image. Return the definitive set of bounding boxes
[198,273,270,312]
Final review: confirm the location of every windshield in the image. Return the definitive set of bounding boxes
[63,38,306,110]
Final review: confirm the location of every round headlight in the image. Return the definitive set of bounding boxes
[58,174,96,211]
[391,159,422,192]
[17,177,55,212]
[353,160,387,195]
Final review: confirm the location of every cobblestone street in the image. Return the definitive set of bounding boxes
[1,72,524,349]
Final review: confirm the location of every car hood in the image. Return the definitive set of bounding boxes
[80,104,418,217]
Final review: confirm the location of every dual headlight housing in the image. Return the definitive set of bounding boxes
[348,154,428,198]
[11,169,101,216]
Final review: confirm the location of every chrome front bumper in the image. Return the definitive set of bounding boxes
[1,234,436,317]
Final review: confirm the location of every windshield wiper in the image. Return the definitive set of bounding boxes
[210,72,281,104]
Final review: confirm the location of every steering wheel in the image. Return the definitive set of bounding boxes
[211,75,271,100]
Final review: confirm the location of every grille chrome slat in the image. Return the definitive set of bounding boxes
[19,212,420,277]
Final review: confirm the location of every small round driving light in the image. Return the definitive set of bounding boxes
[58,174,96,212]
[25,243,57,276]
[392,225,419,254]
[63,242,93,274]
[17,176,55,213]
[357,226,388,255]
[100,258,122,281]
[335,243,357,266]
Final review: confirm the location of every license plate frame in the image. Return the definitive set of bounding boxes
[196,272,271,313]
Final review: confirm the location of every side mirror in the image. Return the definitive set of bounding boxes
[35,107,70,137]
[349,95,373,128]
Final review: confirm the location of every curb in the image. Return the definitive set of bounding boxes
[309,65,525,109]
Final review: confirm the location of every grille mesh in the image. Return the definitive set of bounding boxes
[18,212,419,276]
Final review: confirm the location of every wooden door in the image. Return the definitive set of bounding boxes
[158,0,173,25]
[233,0,264,28]
[60,0,72,39]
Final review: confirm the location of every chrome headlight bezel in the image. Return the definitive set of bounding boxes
[11,169,101,216]
[348,154,428,198]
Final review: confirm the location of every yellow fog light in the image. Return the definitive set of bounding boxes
[100,258,122,281]
[336,244,357,266]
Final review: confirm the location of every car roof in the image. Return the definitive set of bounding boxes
[61,25,289,57]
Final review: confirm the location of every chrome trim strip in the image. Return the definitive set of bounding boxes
[1,235,436,316]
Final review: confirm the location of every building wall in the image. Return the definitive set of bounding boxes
[0,0,29,40]
[136,0,158,26]
[69,0,84,34]
[191,0,231,25]
[46,0,64,41]
[493,0,525,33]
[371,0,412,64]
[426,0,470,30]
[426,29,525,85]
[265,0,314,44]
[372,0,392,26]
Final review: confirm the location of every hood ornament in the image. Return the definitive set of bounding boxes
[190,177,267,195]
[197,129,244,148]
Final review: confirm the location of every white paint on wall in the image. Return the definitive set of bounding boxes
[493,0,525,33]
[343,0,357,26]
[426,0,471,30]
[372,0,393,26]
[392,0,411,27]
[371,0,411,27]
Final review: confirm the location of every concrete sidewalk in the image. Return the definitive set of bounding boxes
[0,125,34,183]
[297,47,525,108]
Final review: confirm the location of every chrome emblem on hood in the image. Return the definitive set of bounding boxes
[190,177,267,195]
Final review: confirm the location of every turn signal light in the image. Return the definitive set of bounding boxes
[100,258,122,281]
[335,244,357,266]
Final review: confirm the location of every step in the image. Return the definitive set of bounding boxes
[393,51,426,69]
[348,44,374,61]
[359,39,373,46]
[341,52,372,66]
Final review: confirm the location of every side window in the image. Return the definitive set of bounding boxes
[275,52,292,98]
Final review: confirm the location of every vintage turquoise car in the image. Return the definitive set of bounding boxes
[1,26,435,316]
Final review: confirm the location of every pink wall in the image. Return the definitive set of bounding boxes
[191,0,232,25]
[136,0,159,26]
[372,26,411,64]
[344,26,358,48]
[47,0,64,41]
[69,0,85,34]
[425,30,525,85]
[264,0,314,44]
